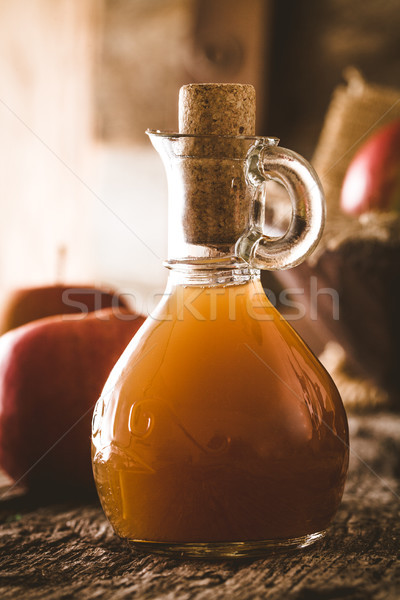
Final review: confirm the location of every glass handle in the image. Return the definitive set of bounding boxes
[237,143,325,270]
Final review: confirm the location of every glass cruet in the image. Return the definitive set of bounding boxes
[91,83,349,558]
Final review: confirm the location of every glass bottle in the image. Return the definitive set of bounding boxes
[92,103,349,558]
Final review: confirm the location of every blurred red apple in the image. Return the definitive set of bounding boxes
[0,284,129,335]
[0,307,145,491]
[340,118,400,215]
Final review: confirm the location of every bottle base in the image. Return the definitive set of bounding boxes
[127,530,326,559]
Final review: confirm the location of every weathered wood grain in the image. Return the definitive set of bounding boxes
[0,414,399,600]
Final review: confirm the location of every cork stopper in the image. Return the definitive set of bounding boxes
[170,83,257,252]
[179,83,256,136]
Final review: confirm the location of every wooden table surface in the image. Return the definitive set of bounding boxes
[0,413,399,600]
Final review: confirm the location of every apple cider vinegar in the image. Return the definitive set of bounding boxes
[92,278,348,549]
[92,84,349,557]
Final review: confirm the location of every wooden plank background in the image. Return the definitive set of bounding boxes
[0,413,399,599]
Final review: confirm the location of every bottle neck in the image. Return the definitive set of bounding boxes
[148,133,260,281]
[165,258,260,287]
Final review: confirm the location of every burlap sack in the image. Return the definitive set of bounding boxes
[312,67,400,219]
[272,70,400,412]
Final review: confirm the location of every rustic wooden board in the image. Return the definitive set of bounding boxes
[0,413,399,600]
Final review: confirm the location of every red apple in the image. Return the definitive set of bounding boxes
[0,284,129,335]
[340,118,400,215]
[0,308,145,491]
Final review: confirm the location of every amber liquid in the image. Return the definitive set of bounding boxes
[92,278,348,545]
